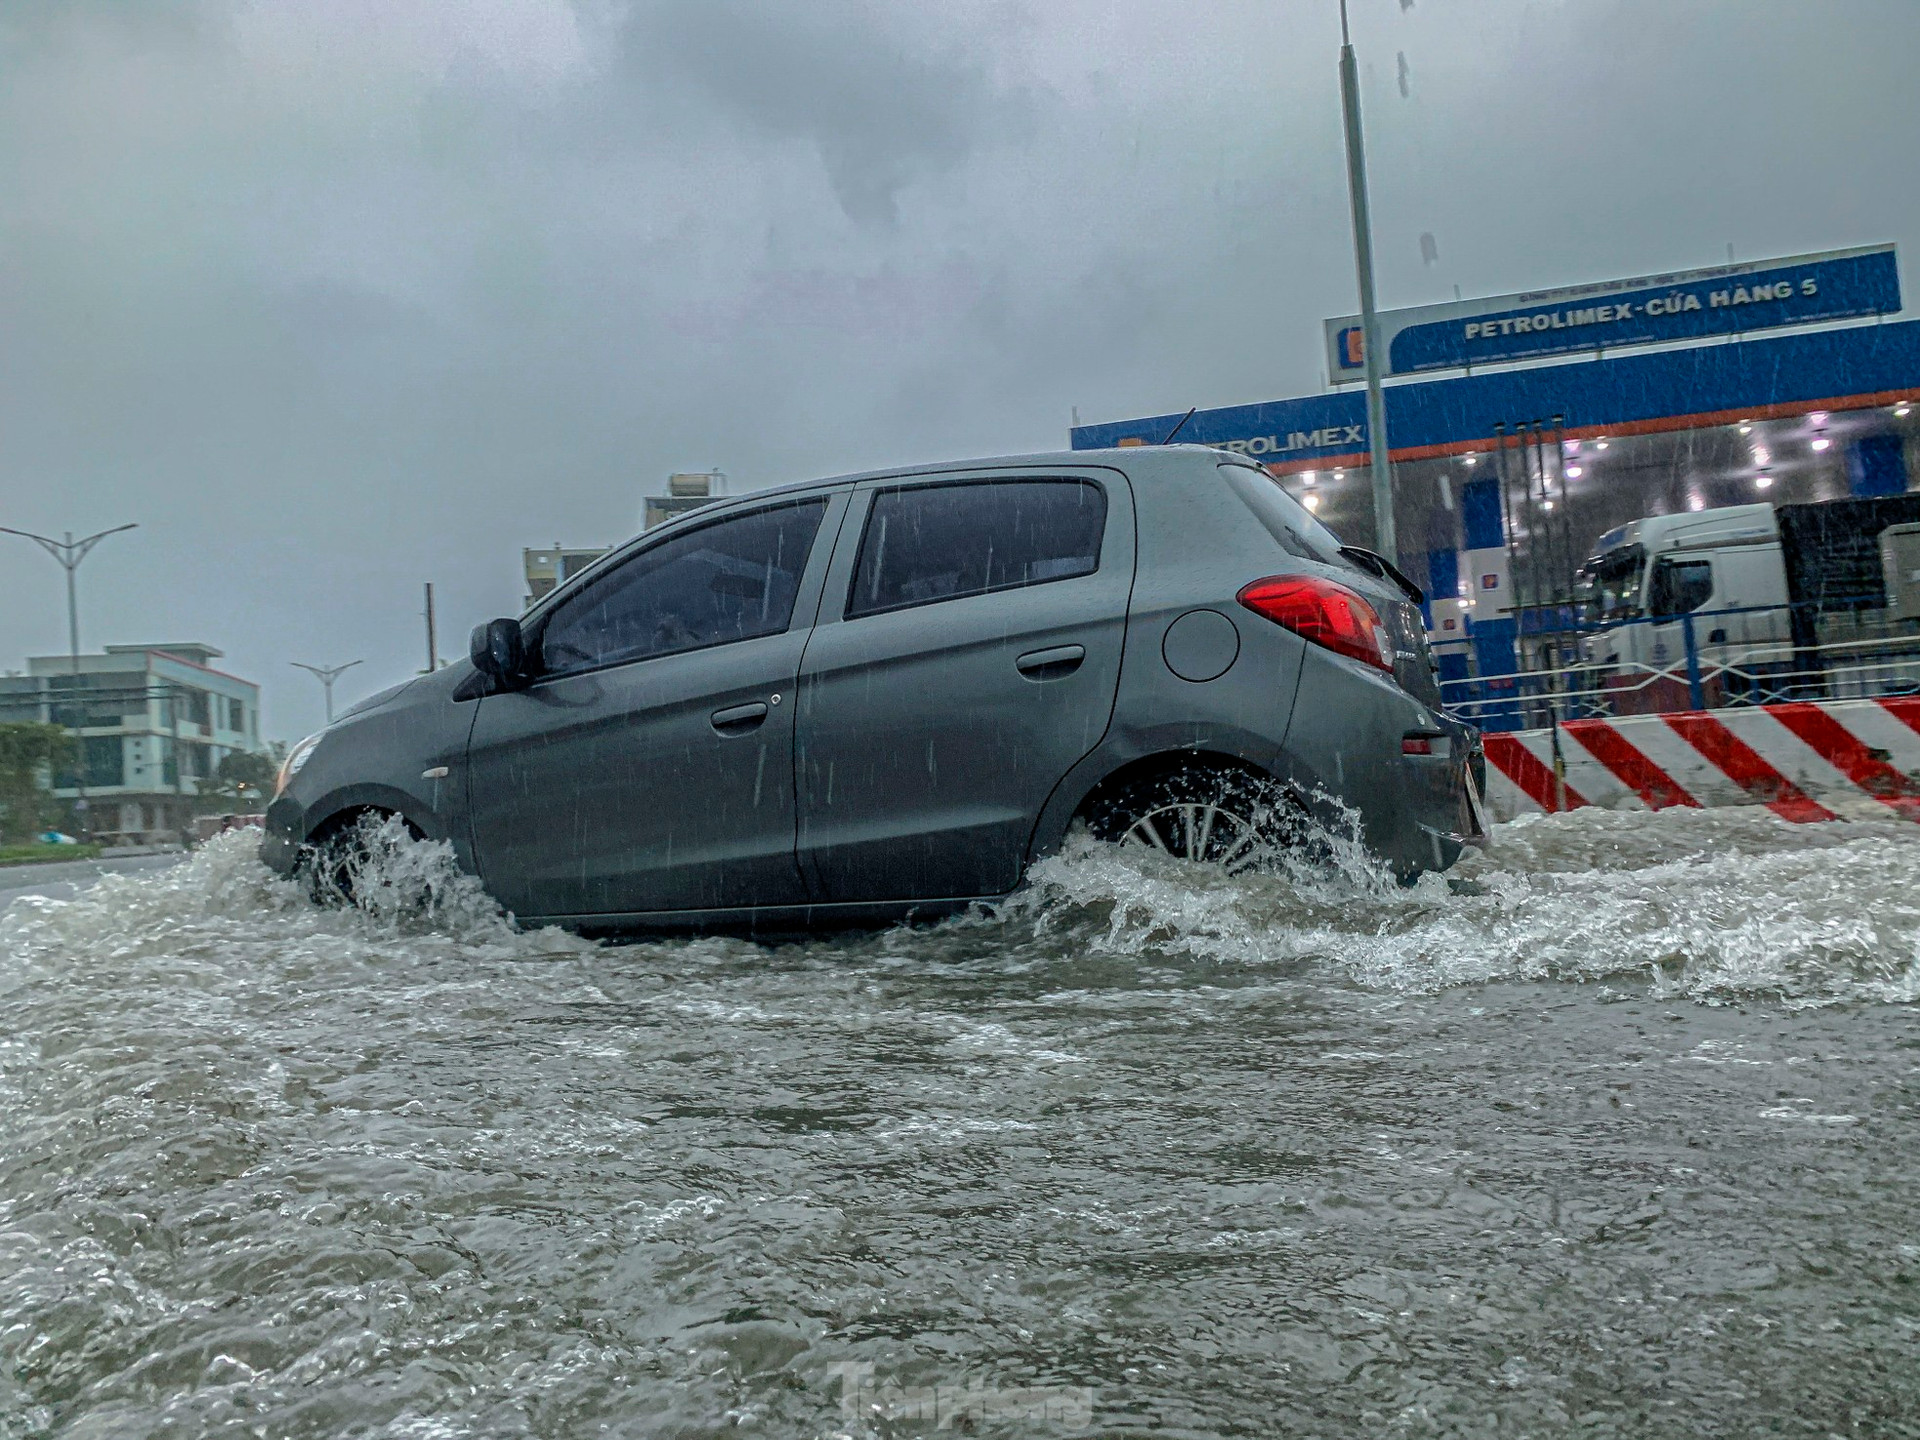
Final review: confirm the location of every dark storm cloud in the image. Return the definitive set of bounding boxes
[610,0,1038,225]
[1,0,1918,738]
[0,0,216,46]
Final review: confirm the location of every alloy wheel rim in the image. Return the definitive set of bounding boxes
[1121,802,1262,870]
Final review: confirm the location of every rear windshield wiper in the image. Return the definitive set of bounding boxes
[1338,545,1425,606]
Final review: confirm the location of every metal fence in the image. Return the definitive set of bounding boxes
[1436,602,1920,731]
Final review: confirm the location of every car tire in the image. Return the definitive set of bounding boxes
[1082,762,1302,872]
[297,810,396,908]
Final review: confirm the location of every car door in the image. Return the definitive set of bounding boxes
[466,492,845,921]
[795,470,1135,903]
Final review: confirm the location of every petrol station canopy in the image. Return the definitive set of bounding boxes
[1069,247,1918,604]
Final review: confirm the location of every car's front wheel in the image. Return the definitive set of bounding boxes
[296,809,410,907]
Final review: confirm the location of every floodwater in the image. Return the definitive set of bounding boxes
[3,809,1918,1438]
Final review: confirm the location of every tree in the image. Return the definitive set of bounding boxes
[195,748,278,816]
[0,723,74,843]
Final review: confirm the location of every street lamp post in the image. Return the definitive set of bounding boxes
[0,523,138,839]
[1337,0,1397,560]
[291,660,363,724]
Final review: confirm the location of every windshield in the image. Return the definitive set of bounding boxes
[1577,544,1646,624]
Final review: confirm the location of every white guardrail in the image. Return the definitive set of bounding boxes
[1442,624,1920,731]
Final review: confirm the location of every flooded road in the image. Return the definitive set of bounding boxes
[3,809,1918,1437]
[0,854,181,914]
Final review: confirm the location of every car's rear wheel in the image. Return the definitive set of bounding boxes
[1082,763,1298,873]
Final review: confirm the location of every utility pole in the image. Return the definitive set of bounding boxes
[423,582,439,672]
[291,660,363,724]
[0,523,138,839]
[1338,0,1396,560]
[171,683,185,807]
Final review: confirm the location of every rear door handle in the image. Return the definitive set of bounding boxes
[710,701,769,734]
[1016,644,1086,680]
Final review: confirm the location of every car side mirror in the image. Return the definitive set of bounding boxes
[470,618,527,684]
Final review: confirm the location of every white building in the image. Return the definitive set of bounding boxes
[522,545,614,609]
[642,471,726,530]
[0,643,265,842]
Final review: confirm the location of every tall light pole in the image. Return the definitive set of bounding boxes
[0,523,139,836]
[1338,0,1397,560]
[292,660,363,724]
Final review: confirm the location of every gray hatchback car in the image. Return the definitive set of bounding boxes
[263,446,1484,931]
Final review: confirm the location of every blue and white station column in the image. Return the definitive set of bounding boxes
[1460,471,1520,728]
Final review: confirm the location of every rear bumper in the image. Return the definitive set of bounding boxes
[1279,649,1483,878]
[1364,751,1478,876]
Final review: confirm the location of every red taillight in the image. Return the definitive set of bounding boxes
[1237,574,1394,672]
[1401,735,1434,755]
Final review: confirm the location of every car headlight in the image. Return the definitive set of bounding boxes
[275,732,325,798]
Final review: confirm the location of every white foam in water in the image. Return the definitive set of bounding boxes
[1006,805,1920,1007]
[4,808,1916,1008]
[2,808,1911,1438]
[0,824,590,989]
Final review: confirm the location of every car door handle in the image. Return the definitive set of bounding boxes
[1015,644,1086,680]
[710,701,769,734]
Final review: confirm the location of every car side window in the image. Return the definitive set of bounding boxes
[846,479,1106,620]
[538,499,827,676]
[1649,557,1713,616]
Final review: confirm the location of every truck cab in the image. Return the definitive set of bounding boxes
[1576,492,1920,707]
[1577,503,1793,688]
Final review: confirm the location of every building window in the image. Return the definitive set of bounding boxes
[88,737,123,788]
[228,698,245,732]
[45,674,143,728]
[55,736,125,790]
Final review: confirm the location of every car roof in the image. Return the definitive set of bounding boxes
[708,444,1200,506]
[524,446,1223,622]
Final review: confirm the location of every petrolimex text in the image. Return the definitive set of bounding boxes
[1463,277,1819,341]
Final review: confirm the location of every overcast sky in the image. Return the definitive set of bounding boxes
[3,0,1917,739]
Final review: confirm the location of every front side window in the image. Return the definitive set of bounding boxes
[538,499,827,676]
[1648,558,1713,616]
[846,478,1106,620]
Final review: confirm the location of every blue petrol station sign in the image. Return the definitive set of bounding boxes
[1325,244,1901,380]
[1071,316,1920,469]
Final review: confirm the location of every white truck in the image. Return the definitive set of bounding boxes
[1576,494,1920,703]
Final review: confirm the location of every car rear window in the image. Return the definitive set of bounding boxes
[846,478,1106,619]
[1218,462,1354,570]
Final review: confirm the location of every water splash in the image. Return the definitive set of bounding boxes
[0,825,588,993]
[6,807,1916,1014]
[993,806,1920,1007]
[315,812,523,937]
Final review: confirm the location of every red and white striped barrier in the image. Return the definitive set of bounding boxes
[1480,697,1920,824]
